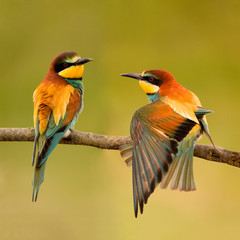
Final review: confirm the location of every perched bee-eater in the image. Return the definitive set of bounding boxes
[120,69,213,217]
[32,51,92,201]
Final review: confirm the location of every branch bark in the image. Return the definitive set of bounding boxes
[0,128,239,168]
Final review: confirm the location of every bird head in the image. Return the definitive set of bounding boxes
[51,51,92,79]
[121,69,174,95]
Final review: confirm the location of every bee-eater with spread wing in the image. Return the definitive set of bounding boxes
[120,69,213,217]
[32,51,92,201]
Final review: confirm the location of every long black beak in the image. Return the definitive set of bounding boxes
[121,73,143,80]
[75,58,93,65]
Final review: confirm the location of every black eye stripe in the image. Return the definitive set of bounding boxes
[54,62,74,73]
[143,76,162,86]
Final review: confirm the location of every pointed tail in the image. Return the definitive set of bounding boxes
[32,161,47,202]
[195,107,215,149]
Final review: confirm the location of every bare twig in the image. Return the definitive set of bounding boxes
[0,128,239,168]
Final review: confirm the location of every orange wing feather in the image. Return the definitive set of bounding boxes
[33,71,75,134]
[64,89,82,125]
[159,80,201,123]
[135,101,197,142]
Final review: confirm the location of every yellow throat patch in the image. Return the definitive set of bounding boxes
[59,64,84,79]
[139,80,159,94]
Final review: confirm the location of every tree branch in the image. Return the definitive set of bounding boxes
[0,128,239,168]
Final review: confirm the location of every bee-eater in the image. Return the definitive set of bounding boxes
[32,51,92,201]
[120,69,213,217]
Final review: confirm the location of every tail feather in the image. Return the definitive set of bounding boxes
[161,137,196,191]
[32,135,38,166]
[120,136,197,192]
[178,139,195,191]
[195,107,213,116]
[199,118,215,149]
[32,129,67,201]
[32,161,47,202]
[195,107,215,149]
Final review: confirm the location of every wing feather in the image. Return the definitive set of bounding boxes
[161,97,199,123]
[132,150,145,213]
[121,92,214,216]
[129,100,197,216]
[136,144,154,194]
[132,161,139,217]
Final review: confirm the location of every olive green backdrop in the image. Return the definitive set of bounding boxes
[0,0,240,239]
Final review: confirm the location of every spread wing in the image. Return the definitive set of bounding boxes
[130,100,196,217]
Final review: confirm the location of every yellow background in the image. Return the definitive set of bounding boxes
[0,0,240,239]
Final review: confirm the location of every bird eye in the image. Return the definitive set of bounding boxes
[148,77,154,82]
[63,62,68,68]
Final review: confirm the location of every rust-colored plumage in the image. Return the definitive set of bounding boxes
[120,69,213,217]
[33,71,76,133]
[32,52,92,201]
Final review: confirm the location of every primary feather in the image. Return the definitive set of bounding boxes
[120,69,214,217]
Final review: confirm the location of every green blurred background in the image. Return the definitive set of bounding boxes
[0,0,240,239]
